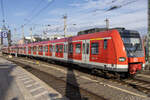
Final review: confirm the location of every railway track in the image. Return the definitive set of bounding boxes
[4,56,150,99]
[87,71,150,96]
[123,79,150,95]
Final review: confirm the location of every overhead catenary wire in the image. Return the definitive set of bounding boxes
[18,0,141,37]
[107,0,140,11]
[39,0,139,30]
[92,0,140,12]
[68,0,142,34]
[24,0,44,22]
[17,0,55,30]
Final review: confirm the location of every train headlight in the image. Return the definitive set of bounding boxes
[119,57,126,62]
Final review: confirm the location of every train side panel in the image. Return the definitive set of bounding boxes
[111,30,128,72]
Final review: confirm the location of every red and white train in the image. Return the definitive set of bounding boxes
[2,28,145,77]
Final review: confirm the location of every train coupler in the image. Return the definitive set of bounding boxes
[129,63,142,75]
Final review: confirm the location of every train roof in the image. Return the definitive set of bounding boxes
[7,27,140,48]
[115,28,140,38]
[77,27,139,36]
[25,29,114,46]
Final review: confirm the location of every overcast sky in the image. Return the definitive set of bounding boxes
[0,0,148,42]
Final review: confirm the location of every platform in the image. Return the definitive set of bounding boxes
[0,57,67,100]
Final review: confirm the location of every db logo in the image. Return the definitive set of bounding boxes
[134,58,138,62]
[0,31,8,38]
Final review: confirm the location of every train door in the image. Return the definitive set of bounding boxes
[103,39,108,68]
[82,40,90,63]
[64,42,68,60]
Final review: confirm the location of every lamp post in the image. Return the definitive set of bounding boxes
[105,18,109,29]
[63,15,67,37]
[30,27,33,43]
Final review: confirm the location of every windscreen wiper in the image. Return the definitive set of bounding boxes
[134,44,139,52]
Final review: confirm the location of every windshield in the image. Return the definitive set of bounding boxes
[119,30,144,57]
[122,37,142,52]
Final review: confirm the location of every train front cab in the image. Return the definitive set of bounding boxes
[113,29,145,75]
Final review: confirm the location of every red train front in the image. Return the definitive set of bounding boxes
[115,28,145,75]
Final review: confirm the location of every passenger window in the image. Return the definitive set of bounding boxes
[66,44,68,53]
[64,44,68,53]
[41,46,43,52]
[86,43,89,54]
[104,40,107,49]
[28,47,31,52]
[35,46,37,52]
[31,47,33,52]
[38,47,40,52]
[39,47,40,52]
[59,45,63,53]
[75,44,81,54]
[56,45,59,53]
[43,46,45,52]
[56,45,63,53]
[69,43,73,54]
[49,45,53,52]
[91,42,99,55]
[82,43,85,54]
[64,44,66,53]
[53,45,55,52]
[33,46,36,52]
[39,46,42,52]
[45,45,48,52]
